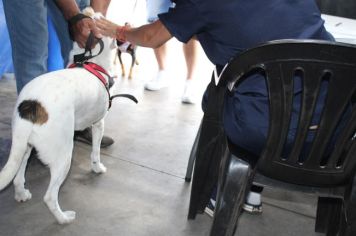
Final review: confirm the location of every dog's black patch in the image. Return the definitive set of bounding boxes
[18,100,48,125]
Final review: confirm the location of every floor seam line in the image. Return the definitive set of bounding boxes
[105,153,185,180]
[262,201,316,219]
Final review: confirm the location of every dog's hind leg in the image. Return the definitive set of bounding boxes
[43,142,75,224]
[13,146,33,202]
[90,120,107,173]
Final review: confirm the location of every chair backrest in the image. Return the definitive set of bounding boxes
[220,39,356,187]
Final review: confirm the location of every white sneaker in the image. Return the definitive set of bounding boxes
[181,80,196,104]
[144,70,168,91]
[242,191,263,214]
[204,198,216,218]
[242,203,263,214]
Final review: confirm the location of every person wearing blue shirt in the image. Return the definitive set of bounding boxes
[97,0,335,214]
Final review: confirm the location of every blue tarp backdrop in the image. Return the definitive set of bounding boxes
[47,15,64,72]
[0,0,64,79]
[0,0,13,78]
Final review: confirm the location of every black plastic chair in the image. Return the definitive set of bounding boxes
[186,39,356,236]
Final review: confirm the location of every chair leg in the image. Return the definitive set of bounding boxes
[210,153,253,236]
[342,222,356,236]
[315,197,343,235]
[342,175,356,236]
[185,123,202,182]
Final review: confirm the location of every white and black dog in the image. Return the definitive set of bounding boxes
[0,9,123,224]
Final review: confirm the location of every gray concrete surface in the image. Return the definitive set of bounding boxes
[0,43,323,236]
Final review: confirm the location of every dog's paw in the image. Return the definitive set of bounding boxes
[57,211,76,224]
[91,162,107,174]
[15,189,32,202]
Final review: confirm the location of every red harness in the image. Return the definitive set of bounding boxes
[68,33,138,109]
[68,62,110,89]
[68,62,113,109]
[68,61,138,109]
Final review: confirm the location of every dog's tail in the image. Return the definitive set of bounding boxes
[0,112,33,191]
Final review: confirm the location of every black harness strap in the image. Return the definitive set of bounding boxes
[109,94,138,108]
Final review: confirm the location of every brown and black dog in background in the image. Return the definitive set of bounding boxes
[115,40,138,79]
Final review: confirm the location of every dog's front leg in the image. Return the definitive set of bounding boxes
[91,120,107,173]
[118,51,126,77]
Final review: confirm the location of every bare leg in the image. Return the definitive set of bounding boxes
[90,120,106,173]
[154,43,168,71]
[183,38,199,81]
[145,43,169,91]
[182,38,200,104]
[13,146,32,202]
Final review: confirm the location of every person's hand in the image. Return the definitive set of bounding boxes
[96,18,120,38]
[70,17,102,48]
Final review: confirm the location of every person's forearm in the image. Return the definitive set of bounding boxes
[91,0,111,16]
[96,18,172,48]
[124,21,172,48]
[55,0,80,20]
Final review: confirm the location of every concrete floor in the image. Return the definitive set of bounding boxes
[0,41,324,236]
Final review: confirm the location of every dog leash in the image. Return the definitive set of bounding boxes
[73,32,104,64]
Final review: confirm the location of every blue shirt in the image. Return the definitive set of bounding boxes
[159,0,334,155]
[159,0,332,66]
